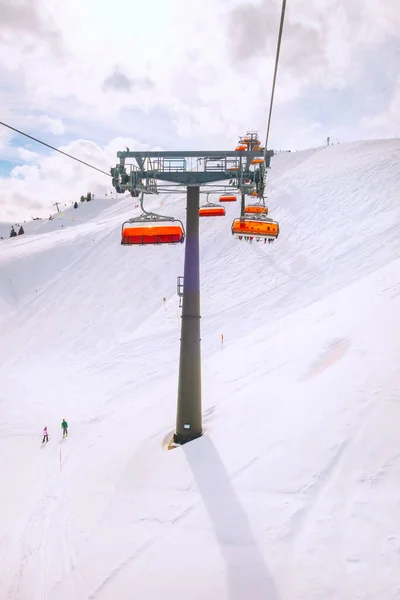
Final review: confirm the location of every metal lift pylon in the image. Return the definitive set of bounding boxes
[111,146,274,445]
[174,186,202,444]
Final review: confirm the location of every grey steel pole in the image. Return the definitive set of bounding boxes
[240,192,245,217]
[174,186,202,444]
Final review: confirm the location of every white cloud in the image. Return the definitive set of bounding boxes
[0,127,13,152]
[35,115,65,135]
[0,136,156,221]
[0,0,399,219]
[17,148,40,162]
[360,75,400,136]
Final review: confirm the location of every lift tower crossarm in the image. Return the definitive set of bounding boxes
[116,150,271,159]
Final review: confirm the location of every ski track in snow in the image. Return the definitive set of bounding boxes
[7,468,60,599]
[87,539,156,600]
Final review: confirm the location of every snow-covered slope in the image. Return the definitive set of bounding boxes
[0,139,400,599]
[0,195,123,240]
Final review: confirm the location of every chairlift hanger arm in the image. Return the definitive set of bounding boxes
[128,192,175,223]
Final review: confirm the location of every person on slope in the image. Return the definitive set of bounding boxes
[61,419,68,438]
[42,427,49,443]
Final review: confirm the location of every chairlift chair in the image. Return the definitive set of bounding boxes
[231,216,279,243]
[243,193,269,217]
[199,194,226,217]
[121,193,185,245]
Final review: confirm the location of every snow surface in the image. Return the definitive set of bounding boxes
[1,139,400,599]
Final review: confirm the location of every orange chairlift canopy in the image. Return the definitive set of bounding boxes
[199,206,225,217]
[219,195,237,202]
[121,220,185,245]
[244,205,269,215]
[231,217,279,241]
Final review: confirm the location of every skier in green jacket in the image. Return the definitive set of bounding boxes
[61,418,68,438]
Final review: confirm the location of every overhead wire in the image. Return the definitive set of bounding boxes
[0,120,111,177]
[263,0,287,157]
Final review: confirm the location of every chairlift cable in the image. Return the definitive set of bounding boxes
[0,120,111,177]
[263,0,287,155]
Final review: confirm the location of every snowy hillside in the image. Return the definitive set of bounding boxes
[1,139,400,599]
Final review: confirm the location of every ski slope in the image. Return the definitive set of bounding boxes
[0,139,400,599]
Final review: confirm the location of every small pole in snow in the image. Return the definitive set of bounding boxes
[53,202,61,213]
[221,333,224,349]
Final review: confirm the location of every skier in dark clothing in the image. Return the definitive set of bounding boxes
[61,419,68,437]
[42,426,49,443]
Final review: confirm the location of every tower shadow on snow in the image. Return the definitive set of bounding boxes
[183,435,280,600]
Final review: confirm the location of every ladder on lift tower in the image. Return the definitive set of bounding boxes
[177,276,184,308]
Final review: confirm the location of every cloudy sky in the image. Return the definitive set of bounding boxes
[0,0,399,221]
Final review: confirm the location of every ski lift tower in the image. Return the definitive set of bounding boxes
[111,142,273,444]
